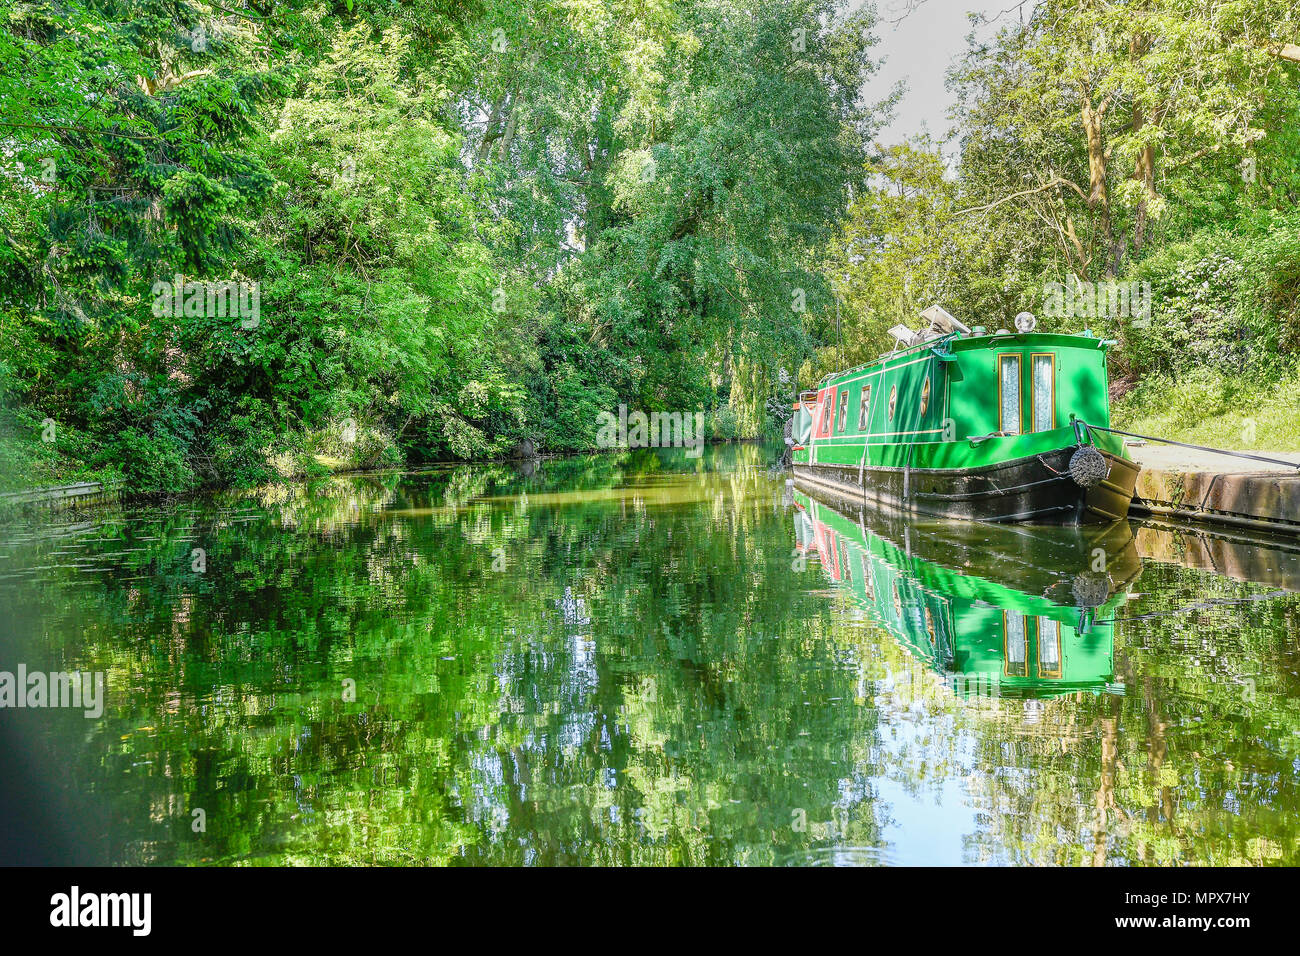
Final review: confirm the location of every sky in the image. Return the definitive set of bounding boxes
[859,0,1026,155]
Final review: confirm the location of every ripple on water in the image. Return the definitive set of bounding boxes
[776,844,896,867]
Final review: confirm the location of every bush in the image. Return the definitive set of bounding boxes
[707,406,738,441]
[1117,212,1300,379]
[106,425,198,495]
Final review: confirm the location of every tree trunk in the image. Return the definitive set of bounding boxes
[498,100,518,159]
[473,94,507,166]
[1129,34,1158,254]
[1092,697,1120,867]
[1080,93,1116,276]
[1132,137,1156,252]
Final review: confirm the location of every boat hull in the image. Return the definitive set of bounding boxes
[793,444,1139,524]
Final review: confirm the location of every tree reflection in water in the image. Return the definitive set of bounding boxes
[0,445,1298,866]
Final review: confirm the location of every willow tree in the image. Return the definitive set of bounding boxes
[460,0,885,440]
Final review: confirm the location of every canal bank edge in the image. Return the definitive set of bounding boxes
[1129,462,1300,534]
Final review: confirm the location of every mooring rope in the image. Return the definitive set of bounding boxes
[1077,421,1300,472]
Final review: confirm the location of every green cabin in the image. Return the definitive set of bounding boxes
[798,331,1120,469]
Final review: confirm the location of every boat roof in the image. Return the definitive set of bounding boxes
[815,329,1114,387]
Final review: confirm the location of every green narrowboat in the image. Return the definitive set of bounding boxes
[790,308,1140,524]
[792,487,1138,698]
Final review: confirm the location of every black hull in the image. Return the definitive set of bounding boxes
[793,446,1139,525]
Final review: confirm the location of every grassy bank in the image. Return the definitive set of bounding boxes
[1114,369,1300,452]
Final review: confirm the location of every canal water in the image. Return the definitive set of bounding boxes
[1,444,1298,865]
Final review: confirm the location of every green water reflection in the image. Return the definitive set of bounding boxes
[1,444,1299,865]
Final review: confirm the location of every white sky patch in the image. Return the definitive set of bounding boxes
[858,0,1024,158]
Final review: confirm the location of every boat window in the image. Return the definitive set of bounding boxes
[1031,353,1054,432]
[860,552,873,599]
[841,538,852,582]
[836,389,849,433]
[858,385,872,431]
[998,354,1022,435]
[1004,611,1028,677]
[920,378,930,417]
[888,385,897,421]
[820,394,833,434]
[1038,618,1061,677]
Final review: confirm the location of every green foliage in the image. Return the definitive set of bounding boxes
[1,0,884,493]
[1114,368,1300,451]
[706,405,739,442]
[1108,212,1300,383]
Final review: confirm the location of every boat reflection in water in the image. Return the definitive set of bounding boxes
[793,487,1142,699]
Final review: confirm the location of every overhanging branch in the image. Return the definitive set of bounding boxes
[952,176,1088,217]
